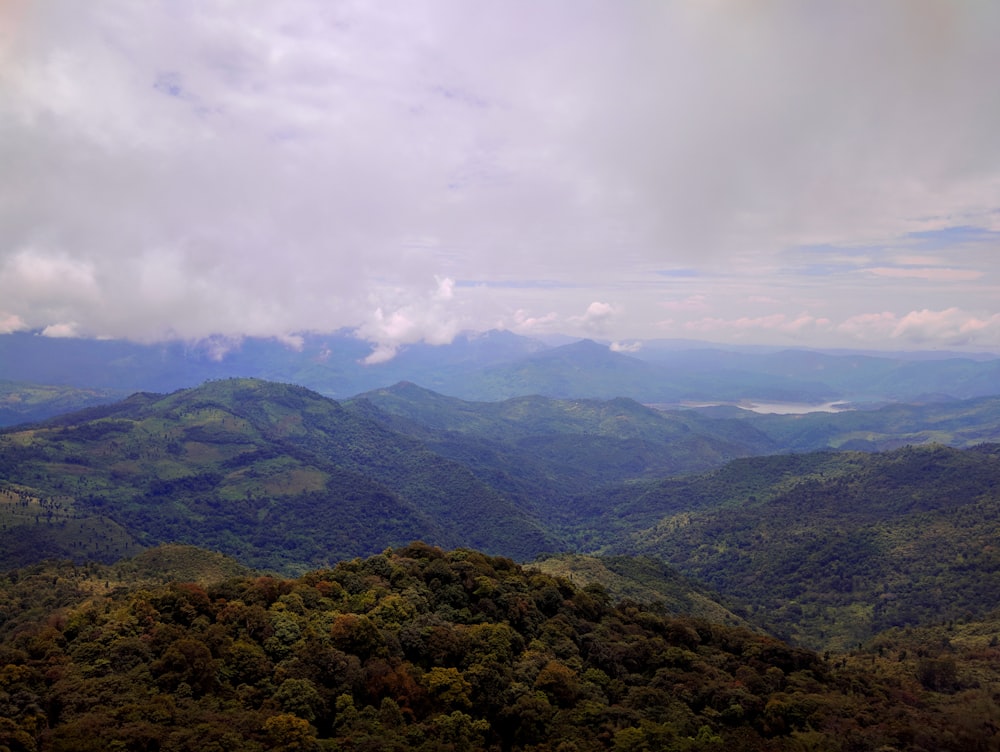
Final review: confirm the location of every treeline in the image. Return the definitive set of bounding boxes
[1,545,998,751]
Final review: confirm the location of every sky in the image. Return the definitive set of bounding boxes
[2,1,1000,361]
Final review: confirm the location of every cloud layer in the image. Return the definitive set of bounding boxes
[2,1,1000,355]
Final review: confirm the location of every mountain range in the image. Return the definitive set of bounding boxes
[4,330,1000,427]
[4,377,1000,653]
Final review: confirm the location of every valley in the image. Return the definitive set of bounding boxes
[3,374,1000,654]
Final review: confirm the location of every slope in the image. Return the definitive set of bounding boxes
[2,545,997,751]
[347,382,778,519]
[608,443,1000,650]
[0,378,557,572]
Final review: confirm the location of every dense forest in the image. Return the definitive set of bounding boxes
[3,379,1000,654]
[2,544,999,751]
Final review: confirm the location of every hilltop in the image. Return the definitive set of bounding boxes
[0,378,555,571]
[1,544,997,751]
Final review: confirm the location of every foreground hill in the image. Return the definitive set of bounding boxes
[2,544,996,751]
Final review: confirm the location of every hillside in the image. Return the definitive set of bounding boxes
[6,381,1000,656]
[1,544,997,751]
[348,382,777,505]
[0,378,557,571]
[529,553,751,628]
[606,444,1000,650]
[0,377,786,574]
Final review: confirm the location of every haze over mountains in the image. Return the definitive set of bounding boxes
[3,330,1000,426]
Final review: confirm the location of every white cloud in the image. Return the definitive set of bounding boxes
[508,309,559,333]
[356,277,461,364]
[571,301,616,333]
[40,322,81,338]
[610,340,642,353]
[0,313,27,334]
[836,312,899,341]
[837,308,1000,347]
[685,313,831,338]
[891,308,1000,345]
[2,2,1000,353]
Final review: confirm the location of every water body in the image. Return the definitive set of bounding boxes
[740,401,851,415]
[681,401,852,415]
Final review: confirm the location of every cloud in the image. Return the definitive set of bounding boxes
[836,312,899,341]
[0,313,27,334]
[195,335,245,362]
[1,2,1000,353]
[892,308,1000,345]
[356,277,461,364]
[40,322,81,338]
[838,308,1000,347]
[685,313,831,338]
[571,301,616,333]
[508,309,559,333]
[610,341,642,353]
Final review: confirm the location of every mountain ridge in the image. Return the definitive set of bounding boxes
[5,331,1000,426]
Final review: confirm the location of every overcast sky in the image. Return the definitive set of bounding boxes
[3,1,1000,360]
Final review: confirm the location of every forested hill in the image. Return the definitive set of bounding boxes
[5,379,1000,655]
[0,378,777,573]
[0,378,558,571]
[2,544,998,751]
[347,381,777,500]
[599,443,1000,649]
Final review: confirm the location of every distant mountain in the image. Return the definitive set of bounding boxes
[5,331,1000,424]
[432,338,842,403]
[0,380,128,426]
[427,338,1000,404]
[693,393,1000,451]
[347,382,778,513]
[444,338,671,400]
[631,346,1000,402]
[0,329,549,404]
